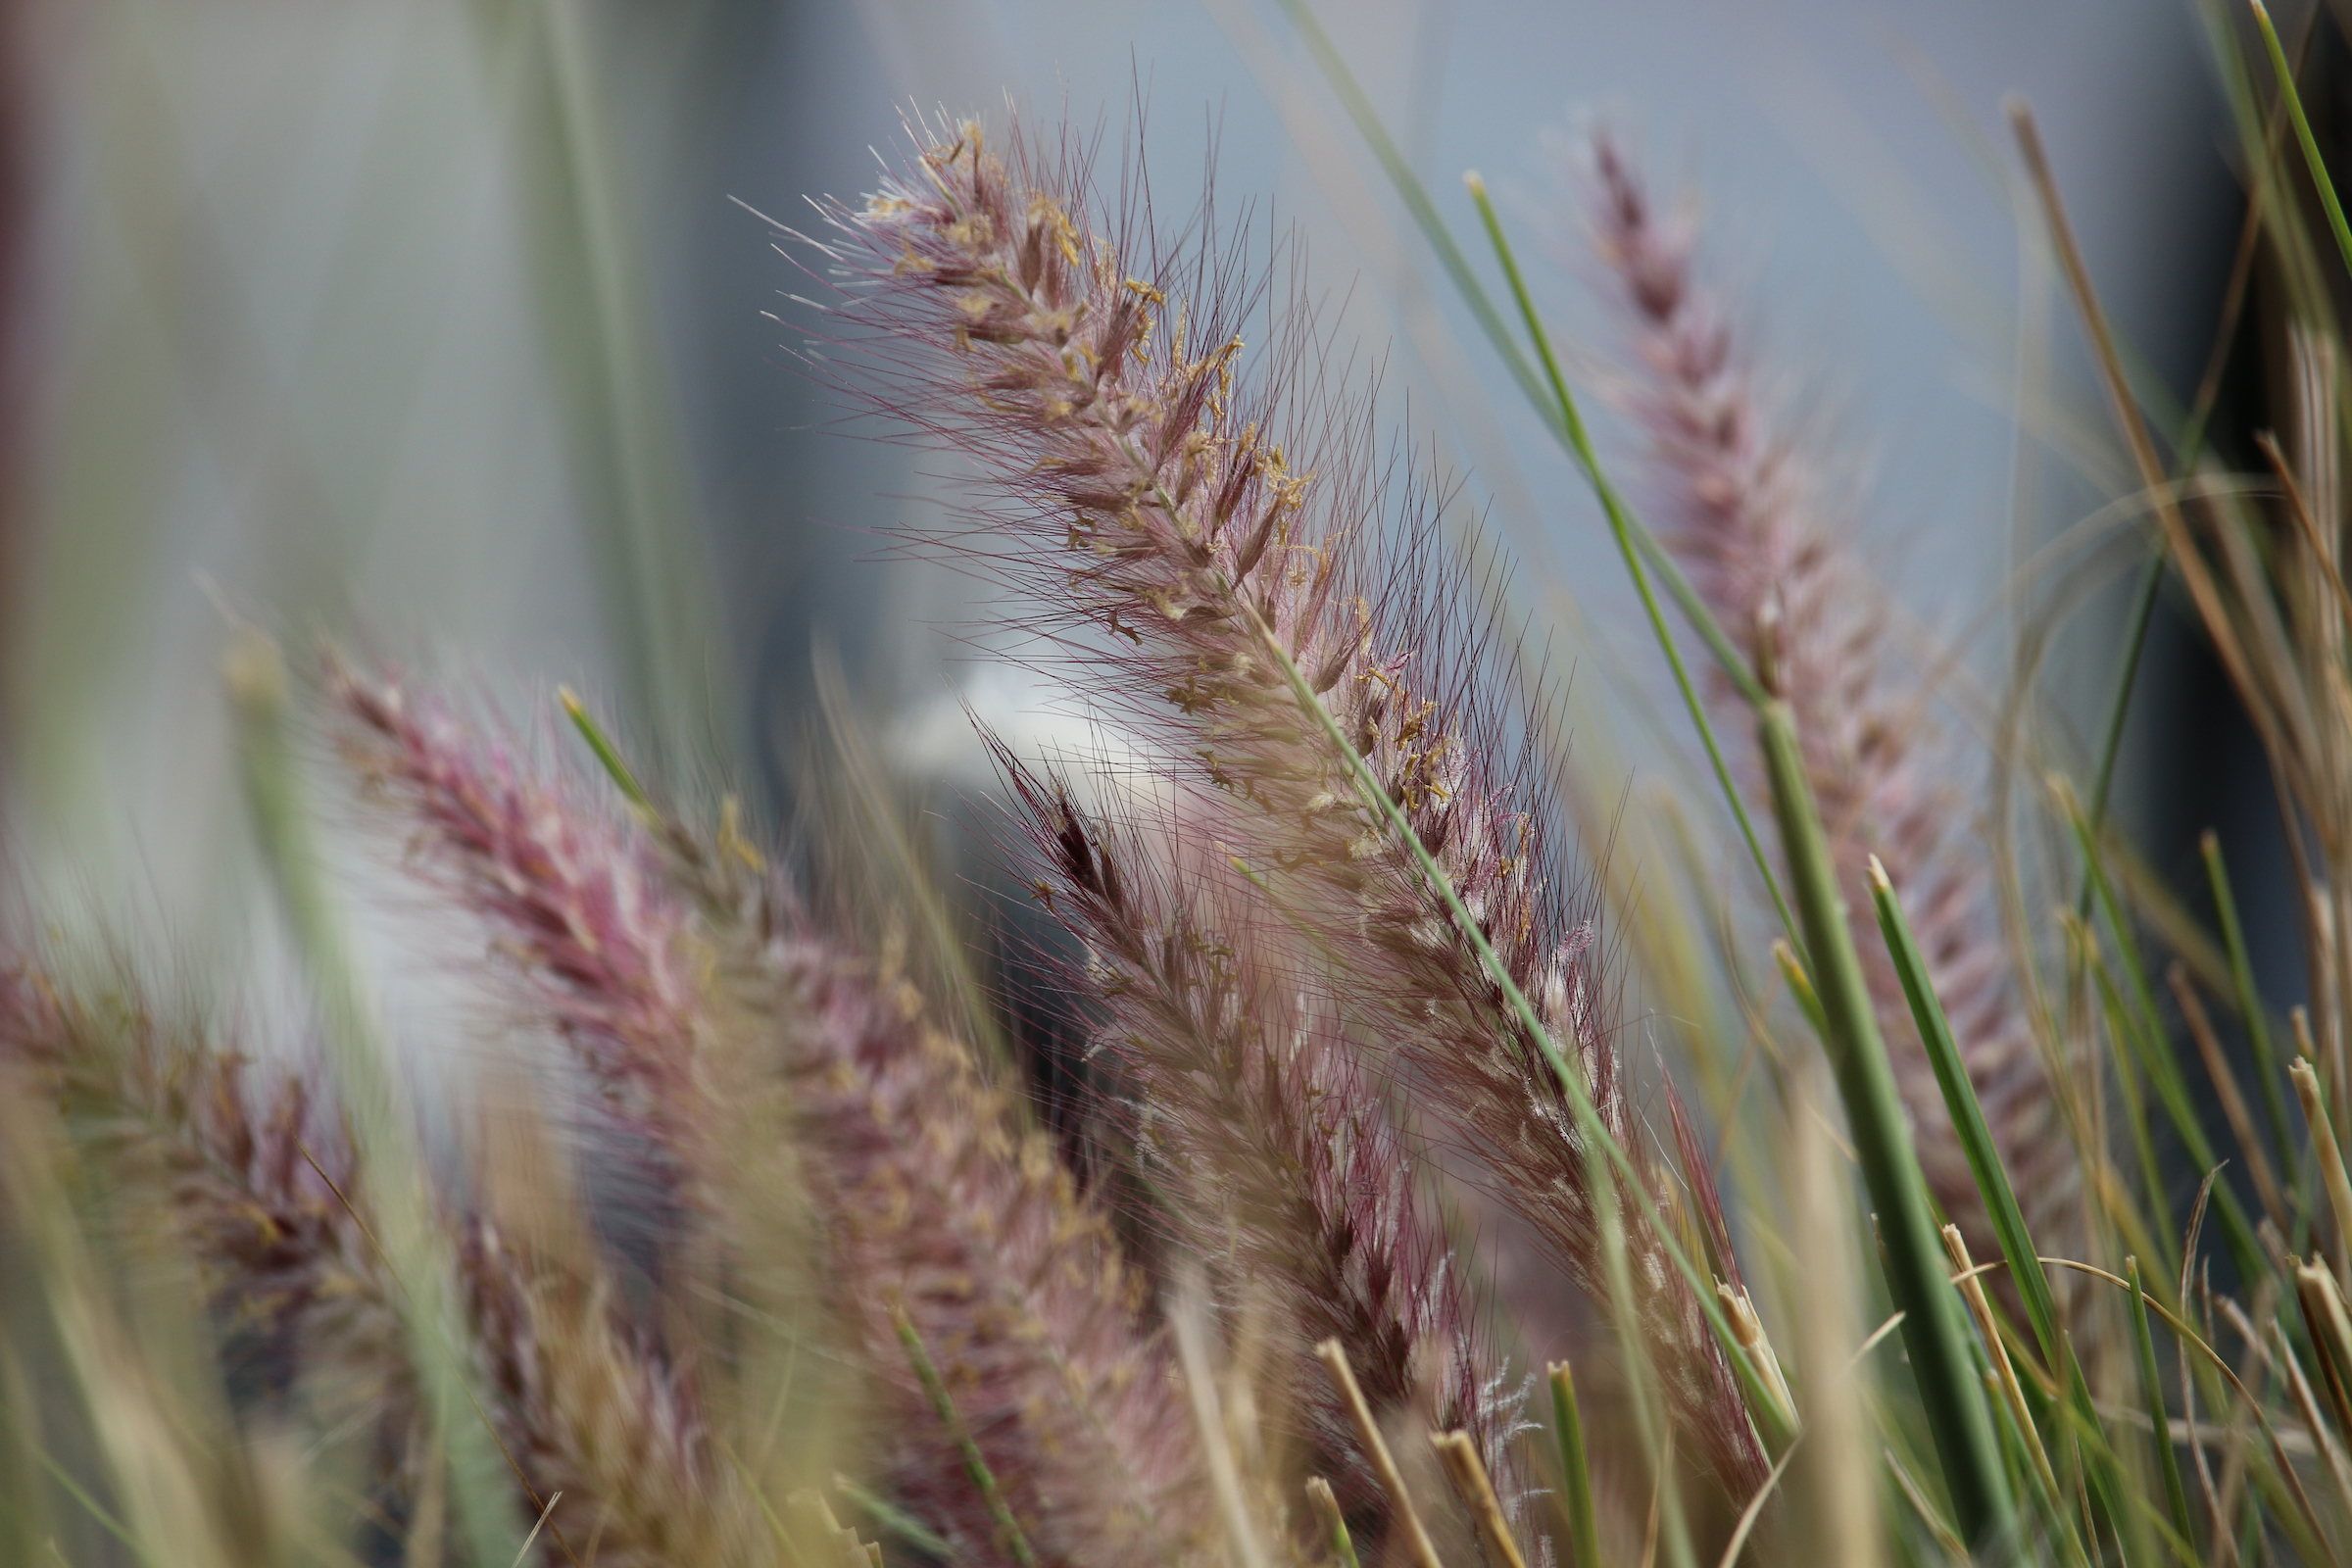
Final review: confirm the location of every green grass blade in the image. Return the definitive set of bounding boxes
[1461,174,1797,952]
[2203,831,2294,1170]
[1549,1362,1604,1568]
[560,686,653,813]
[2069,804,2268,1286]
[893,1308,1038,1568]
[1758,701,2014,1547]
[834,1474,954,1559]
[2127,1257,2197,1557]
[227,632,524,1568]
[2252,0,2352,280]
[1868,858,2061,1365]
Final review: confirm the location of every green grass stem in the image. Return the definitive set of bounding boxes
[2127,1257,2197,1557]
[892,1307,1038,1568]
[560,685,653,813]
[1757,701,2014,1547]
[2204,831,2295,1173]
[1548,1362,1603,1568]
[1460,174,1797,951]
[2252,0,2352,280]
[1868,858,2061,1365]
[2066,803,2268,1287]
[225,631,525,1568]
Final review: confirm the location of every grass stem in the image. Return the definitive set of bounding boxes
[1757,701,2014,1547]
[226,631,524,1568]
[1314,1341,1446,1568]
[891,1307,1038,1568]
[1549,1363,1603,1568]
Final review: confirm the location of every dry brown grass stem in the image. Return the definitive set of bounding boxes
[1314,1339,1446,1568]
[2171,965,2290,1235]
[1431,1431,1528,1568]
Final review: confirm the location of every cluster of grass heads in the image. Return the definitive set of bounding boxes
[13,2,2352,1565]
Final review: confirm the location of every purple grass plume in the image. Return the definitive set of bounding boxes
[329,665,715,1209]
[0,961,773,1567]
[994,744,1533,1543]
[0,964,406,1402]
[764,923,1218,1567]
[332,664,1218,1567]
[1584,133,2077,1268]
[813,113,1767,1496]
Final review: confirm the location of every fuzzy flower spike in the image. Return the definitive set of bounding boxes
[813,115,1767,1495]
[333,667,1215,1567]
[992,744,1532,1546]
[1583,134,2077,1270]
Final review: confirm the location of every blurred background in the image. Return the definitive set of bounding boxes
[0,0,2267,1010]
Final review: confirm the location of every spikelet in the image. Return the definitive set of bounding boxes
[815,112,1766,1495]
[1584,133,2077,1267]
[993,745,1531,1544]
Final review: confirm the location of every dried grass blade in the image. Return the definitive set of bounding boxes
[2270,1316,2352,1529]
[2294,1257,2352,1441]
[2168,964,2290,1235]
[2045,1257,2328,1548]
[1314,1342,1445,1568]
[1432,1432,1528,1568]
[1713,1441,1801,1568]
[1304,1478,1361,1568]
[2292,1054,2352,1286]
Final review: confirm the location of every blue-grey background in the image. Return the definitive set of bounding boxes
[0,0,2259,999]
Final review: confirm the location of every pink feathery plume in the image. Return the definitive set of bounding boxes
[332,667,1216,1566]
[0,962,768,1566]
[331,658,733,1250]
[0,964,406,1396]
[765,922,1217,1568]
[993,745,1532,1544]
[1585,134,2076,1263]
[330,666,711,1203]
[810,113,1767,1496]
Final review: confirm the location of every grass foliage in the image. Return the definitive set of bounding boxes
[9,2,2352,1565]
